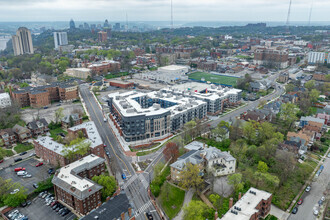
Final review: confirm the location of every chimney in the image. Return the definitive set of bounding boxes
[121,212,125,220]
[229,198,233,209]
[238,192,242,200]
[128,207,132,217]
[214,211,218,220]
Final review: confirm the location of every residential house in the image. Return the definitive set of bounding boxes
[0,129,17,147]
[212,126,230,142]
[202,147,236,177]
[27,118,49,137]
[242,109,275,123]
[12,124,31,142]
[287,131,313,151]
[263,101,282,114]
[170,150,204,181]
[280,94,297,103]
[61,114,83,130]
[279,140,301,154]
[317,105,330,115]
[299,116,325,129]
[316,113,330,125]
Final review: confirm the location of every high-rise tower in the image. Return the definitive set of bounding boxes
[12,27,34,56]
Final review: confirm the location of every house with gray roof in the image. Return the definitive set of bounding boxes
[62,113,83,130]
[27,118,49,137]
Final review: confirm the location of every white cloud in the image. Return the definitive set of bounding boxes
[0,0,329,22]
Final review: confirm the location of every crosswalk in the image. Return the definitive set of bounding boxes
[122,174,138,189]
[136,200,153,216]
[140,174,149,189]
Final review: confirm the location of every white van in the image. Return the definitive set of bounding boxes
[17,171,27,176]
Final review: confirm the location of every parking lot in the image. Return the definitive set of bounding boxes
[0,157,52,194]
[13,194,76,220]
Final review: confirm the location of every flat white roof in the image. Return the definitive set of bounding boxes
[159,65,188,71]
[221,187,272,220]
[66,68,91,72]
[0,93,10,98]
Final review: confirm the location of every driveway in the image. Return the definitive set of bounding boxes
[0,157,52,194]
[288,156,330,220]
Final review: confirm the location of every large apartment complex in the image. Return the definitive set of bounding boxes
[107,83,241,142]
[11,82,78,108]
[34,121,105,167]
[253,49,289,69]
[12,27,34,56]
[54,32,68,49]
[52,154,105,215]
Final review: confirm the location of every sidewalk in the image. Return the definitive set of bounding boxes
[270,204,290,220]
[173,189,194,220]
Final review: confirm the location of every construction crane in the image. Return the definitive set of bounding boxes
[286,0,292,26]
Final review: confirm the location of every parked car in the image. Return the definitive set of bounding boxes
[103,117,107,122]
[106,151,110,157]
[50,201,58,207]
[41,193,48,199]
[292,207,298,214]
[297,198,303,205]
[43,107,48,109]
[19,152,27,156]
[48,168,55,174]
[52,203,60,210]
[8,210,19,219]
[23,174,32,178]
[14,158,23,162]
[10,189,20,194]
[61,209,70,216]
[318,200,323,206]
[17,171,28,176]
[29,153,36,157]
[321,196,325,202]
[38,192,45,197]
[313,209,319,216]
[33,183,39,189]
[0,159,4,163]
[103,144,107,147]
[122,173,126,180]
[14,167,26,172]
[306,186,311,192]
[36,162,43,167]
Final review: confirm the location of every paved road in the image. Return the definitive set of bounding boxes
[288,156,330,220]
[79,85,161,220]
[0,149,35,169]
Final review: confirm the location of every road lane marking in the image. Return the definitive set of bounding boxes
[81,89,132,176]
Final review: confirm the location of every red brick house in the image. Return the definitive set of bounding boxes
[12,124,31,142]
[27,118,49,137]
[0,129,17,147]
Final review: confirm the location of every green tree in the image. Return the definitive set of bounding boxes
[61,138,90,160]
[183,201,210,220]
[257,161,269,173]
[304,80,315,91]
[58,60,70,73]
[209,193,222,211]
[184,120,197,142]
[310,89,320,102]
[92,175,117,200]
[243,121,257,144]
[179,163,204,191]
[54,107,64,124]
[0,147,6,159]
[228,173,244,196]
[285,84,295,92]
[280,103,298,130]
[3,190,28,207]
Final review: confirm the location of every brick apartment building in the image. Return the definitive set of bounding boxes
[88,60,120,75]
[98,31,107,42]
[253,49,289,69]
[34,121,105,167]
[52,154,105,215]
[221,187,272,220]
[11,83,78,108]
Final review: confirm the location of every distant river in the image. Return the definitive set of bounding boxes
[0,36,11,51]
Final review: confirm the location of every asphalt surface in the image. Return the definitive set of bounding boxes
[0,149,35,169]
[288,156,330,220]
[79,85,161,220]
[0,157,51,194]
[14,195,76,220]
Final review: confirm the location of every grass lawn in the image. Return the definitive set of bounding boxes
[14,143,34,153]
[105,72,130,79]
[5,149,14,157]
[159,182,185,219]
[49,127,68,139]
[188,72,238,87]
[265,215,278,220]
[136,143,162,156]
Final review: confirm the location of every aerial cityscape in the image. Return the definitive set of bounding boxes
[0,0,329,220]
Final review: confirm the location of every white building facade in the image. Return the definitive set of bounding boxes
[53,32,68,49]
[0,93,11,108]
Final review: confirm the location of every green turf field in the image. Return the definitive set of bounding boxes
[188,72,238,86]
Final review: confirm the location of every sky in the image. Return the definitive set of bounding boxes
[0,0,329,22]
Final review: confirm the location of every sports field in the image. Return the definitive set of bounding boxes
[188,72,238,87]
